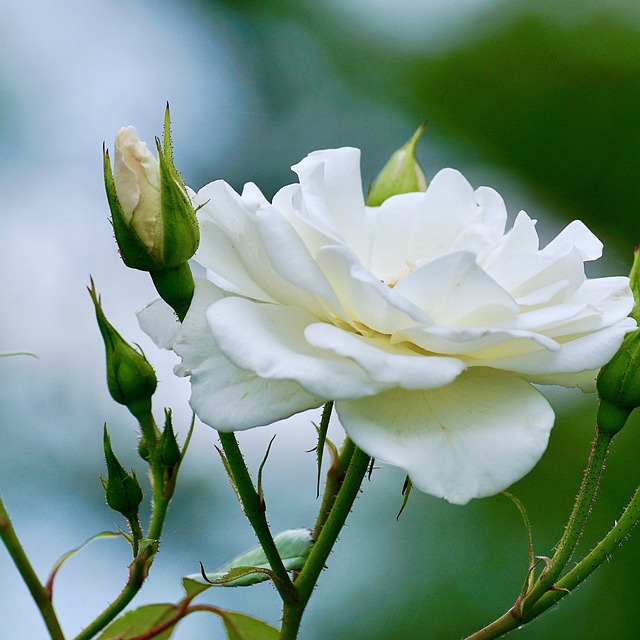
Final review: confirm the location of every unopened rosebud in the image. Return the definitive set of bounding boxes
[366,124,428,207]
[89,281,157,420]
[597,246,640,435]
[158,409,181,473]
[103,107,198,321]
[104,105,199,272]
[102,426,143,521]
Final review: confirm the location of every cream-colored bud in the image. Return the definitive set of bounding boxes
[114,126,163,262]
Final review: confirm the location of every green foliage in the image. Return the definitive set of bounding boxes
[48,531,119,593]
[94,603,280,640]
[183,528,313,595]
[219,611,279,640]
[96,604,178,640]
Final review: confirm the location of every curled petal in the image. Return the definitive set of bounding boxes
[304,323,466,390]
[205,296,385,399]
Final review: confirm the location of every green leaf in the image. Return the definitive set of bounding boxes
[219,611,279,640]
[183,528,313,596]
[47,531,120,594]
[199,564,276,586]
[96,603,178,640]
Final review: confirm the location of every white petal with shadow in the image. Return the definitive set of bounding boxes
[337,368,554,504]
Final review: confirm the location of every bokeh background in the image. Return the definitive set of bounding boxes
[2,0,640,638]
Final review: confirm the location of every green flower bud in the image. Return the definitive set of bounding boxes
[103,105,199,272]
[89,280,157,420]
[596,246,640,435]
[158,409,181,473]
[102,426,143,521]
[366,124,428,207]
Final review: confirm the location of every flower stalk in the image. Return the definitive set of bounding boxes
[520,426,612,613]
[464,426,614,640]
[0,496,66,640]
[217,431,298,604]
[280,444,371,640]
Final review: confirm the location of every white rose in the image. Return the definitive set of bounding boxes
[139,147,635,504]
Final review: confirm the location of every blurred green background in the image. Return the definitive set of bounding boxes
[2,0,640,638]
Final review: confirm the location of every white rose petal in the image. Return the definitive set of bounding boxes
[141,146,636,503]
[336,368,555,505]
[174,279,324,430]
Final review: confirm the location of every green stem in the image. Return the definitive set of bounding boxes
[520,427,612,614]
[280,445,371,640]
[72,424,180,640]
[217,431,297,604]
[464,427,613,640]
[529,479,640,617]
[72,472,173,640]
[129,516,143,557]
[0,495,66,640]
[313,435,356,540]
[72,544,156,640]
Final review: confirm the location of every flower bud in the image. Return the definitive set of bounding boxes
[366,124,428,207]
[157,409,181,473]
[89,281,157,420]
[597,246,640,434]
[102,426,143,521]
[104,105,199,272]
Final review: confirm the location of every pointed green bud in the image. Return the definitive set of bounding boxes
[158,409,181,472]
[104,104,199,272]
[89,280,157,420]
[102,426,143,521]
[596,247,640,435]
[366,124,428,207]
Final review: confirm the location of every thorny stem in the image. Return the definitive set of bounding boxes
[529,478,640,616]
[313,418,356,540]
[464,426,614,640]
[520,427,612,614]
[72,413,189,640]
[217,431,298,604]
[280,445,371,640]
[72,544,157,640]
[0,495,66,640]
